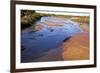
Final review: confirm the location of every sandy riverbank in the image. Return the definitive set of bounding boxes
[31,33,89,62]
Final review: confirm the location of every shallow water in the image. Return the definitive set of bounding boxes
[21,16,83,62]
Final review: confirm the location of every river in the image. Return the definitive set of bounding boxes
[21,16,84,62]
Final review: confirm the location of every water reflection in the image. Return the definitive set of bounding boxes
[21,17,83,62]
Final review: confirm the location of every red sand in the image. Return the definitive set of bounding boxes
[63,33,89,60]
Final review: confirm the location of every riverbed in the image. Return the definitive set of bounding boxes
[21,16,85,62]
